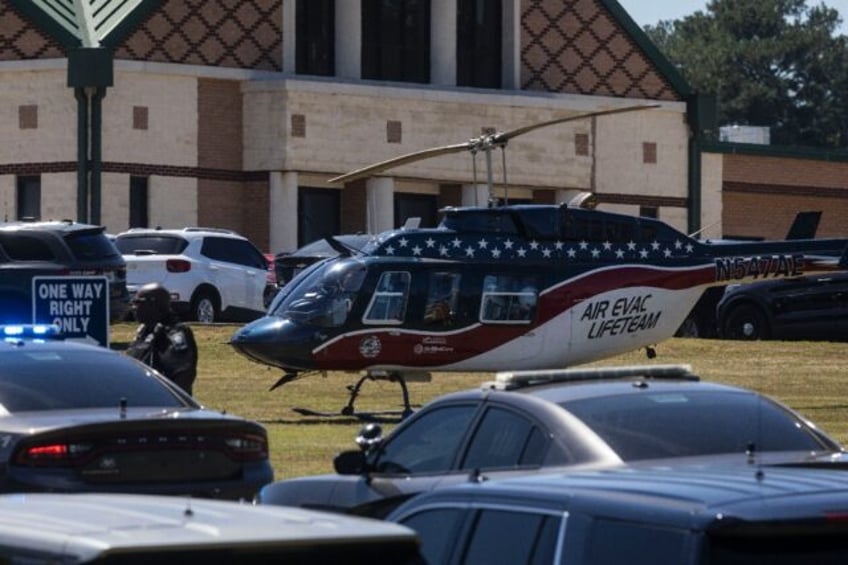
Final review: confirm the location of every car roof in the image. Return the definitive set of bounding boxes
[0,220,105,235]
[394,463,848,527]
[0,493,418,559]
[117,227,246,240]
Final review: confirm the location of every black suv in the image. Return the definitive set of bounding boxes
[717,273,848,341]
[389,460,848,564]
[0,220,128,323]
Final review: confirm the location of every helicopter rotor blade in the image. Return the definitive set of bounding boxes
[329,142,473,184]
[494,104,661,143]
[329,104,660,184]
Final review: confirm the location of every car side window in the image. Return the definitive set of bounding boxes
[461,406,549,470]
[374,404,477,474]
[398,507,467,565]
[0,234,55,261]
[202,237,265,268]
[461,509,561,565]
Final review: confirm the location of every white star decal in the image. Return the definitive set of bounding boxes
[452,238,462,248]
[603,241,612,251]
[439,246,449,256]
[615,249,625,259]
[664,248,672,258]
[567,248,577,258]
[504,239,514,250]
[492,248,502,259]
[412,246,422,256]
[425,238,436,248]
[639,249,649,259]
[385,245,396,255]
[674,240,683,250]
[399,238,409,248]
[685,243,694,253]
[542,248,552,258]
[465,247,475,257]
[478,238,489,249]
[627,241,637,251]
[651,241,661,251]
[579,241,589,250]
[530,240,539,250]
[517,248,527,258]
[555,241,564,250]
[591,248,601,258]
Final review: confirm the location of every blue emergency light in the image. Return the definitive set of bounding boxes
[0,324,63,341]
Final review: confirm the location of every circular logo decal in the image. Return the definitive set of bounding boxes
[359,335,382,359]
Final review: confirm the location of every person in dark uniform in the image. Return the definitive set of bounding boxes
[125,282,198,395]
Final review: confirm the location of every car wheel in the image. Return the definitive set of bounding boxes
[191,290,220,323]
[722,304,769,340]
[675,315,700,338]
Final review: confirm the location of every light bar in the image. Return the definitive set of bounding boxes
[0,324,63,340]
[485,364,699,391]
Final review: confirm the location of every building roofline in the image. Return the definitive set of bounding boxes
[703,140,848,163]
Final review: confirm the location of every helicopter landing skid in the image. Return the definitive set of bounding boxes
[293,371,418,421]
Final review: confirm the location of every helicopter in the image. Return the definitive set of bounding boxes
[230,105,848,418]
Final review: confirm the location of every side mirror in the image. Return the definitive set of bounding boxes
[334,450,367,475]
[355,423,383,451]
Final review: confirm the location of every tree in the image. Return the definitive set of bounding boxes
[645,0,848,147]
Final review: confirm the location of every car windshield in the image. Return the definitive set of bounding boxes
[115,235,188,255]
[270,260,367,327]
[0,348,191,413]
[562,389,830,460]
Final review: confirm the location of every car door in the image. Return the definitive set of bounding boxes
[773,276,846,339]
[353,402,480,517]
[200,237,266,312]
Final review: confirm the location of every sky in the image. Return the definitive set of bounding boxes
[617,0,848,35]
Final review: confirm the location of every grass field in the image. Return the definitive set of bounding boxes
[110,323,848,480]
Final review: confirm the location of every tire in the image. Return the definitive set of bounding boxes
[190,289,220,323]
[722,304,770,340]
[675,315,700,338]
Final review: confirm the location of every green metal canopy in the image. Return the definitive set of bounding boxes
[8,0,163,49]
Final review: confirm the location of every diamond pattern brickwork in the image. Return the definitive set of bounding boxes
[116,0,282,71]
[521,0,681,101]
[0,4,63,60]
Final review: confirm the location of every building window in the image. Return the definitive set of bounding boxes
[16,176,41,220]
[296,0,334,76]
[133,106,148,130]
[643,142,657,164]
[640,206,658,219]
[394,193,437,228]
[129,176,149,228]
[19,105,37,129]
[298,187,340,246]
[362,0,430,83]
[457,0,501,88]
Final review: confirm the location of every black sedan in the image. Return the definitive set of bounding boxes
[717,273,848,340]
[0,325,273,499]
[256,364,842,518]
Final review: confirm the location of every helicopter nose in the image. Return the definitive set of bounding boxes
[229,316,317,371]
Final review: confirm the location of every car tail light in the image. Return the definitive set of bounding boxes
[15,442,93,466]
[223,434,268,462]
[166,259,191,273]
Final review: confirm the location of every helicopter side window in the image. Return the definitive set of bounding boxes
[424,272,461,325]
[480,275,538,324]
[364,271,410,325]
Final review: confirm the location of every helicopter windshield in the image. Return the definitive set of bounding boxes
[271,260,366,328]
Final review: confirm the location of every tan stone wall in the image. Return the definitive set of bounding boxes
[150,176,197,228]
[699,152,723,240]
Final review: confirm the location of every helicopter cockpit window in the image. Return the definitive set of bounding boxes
[480,275,538,324]
[424,272,461,325]
[364,271,410,325]
[273,261,366,328]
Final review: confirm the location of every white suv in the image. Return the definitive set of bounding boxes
[115,227,268,323]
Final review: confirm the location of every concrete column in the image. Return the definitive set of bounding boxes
[336,0,361,79]
[366,177,395,234]
[462,184,489,207]
[282,0,295,73]
[269,171,299,253]
[431,0,457,86]
[502,0,520,89]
